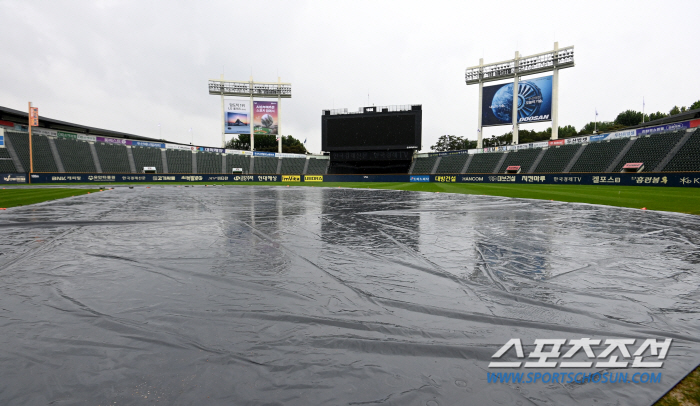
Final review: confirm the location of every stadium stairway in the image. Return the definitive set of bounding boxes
[47,137,66,172]
[535,144,581,173]
[461,155,473,173]
[3,132,25,172]
[126,147,137,173]
[612,131,685,172]
[96,143,131,173]
[0,147,17,172]
[89,143,102,173]
[464,152,503,174]
[191,151,197,173]
[302,159,310,174]
[662,129,700,172]
[493,153,508,174]
[655,130,694,171]
[7,132,59,172]
[410,155,438,174]
[563,144,586,173]
[606,138,636,172]
[435,154,469,174]
[569,138,628,173]
[161,150,169,173]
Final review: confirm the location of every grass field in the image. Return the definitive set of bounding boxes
[3,182,699,215]
[0,188,100,208]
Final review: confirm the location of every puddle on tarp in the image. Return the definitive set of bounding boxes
[0,186,698,405]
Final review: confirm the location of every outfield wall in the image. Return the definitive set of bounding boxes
[2,172,699,187]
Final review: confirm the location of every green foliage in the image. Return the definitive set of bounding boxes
[691,100,700,110]
[226,134,307,154]
[648,111,667,121]
[431,135,468,151]
[578,121,626,135]
[480,126,577,147]
[670,106,681,116]
[615,110,644,126]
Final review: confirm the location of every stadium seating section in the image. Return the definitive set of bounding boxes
[226,154,251,174]
[132,146,163,173]
[465,152,504,174]
[498,148,541,173]
[534,144,581,173]
[253,156,278,174]
[411,155,438,174]
[196,151,222,174]
[663,129,700,172]
[280,158,306,174]
[95,142,131,173]
[613,130,685,172]
[569,138,628,173]
[55,138,96,173]
[435,154,469,174]
[0,148,17,172]
[4,128,700,177]
[166,149,192,173]
[306,158,328,175]
[7,132,58,172]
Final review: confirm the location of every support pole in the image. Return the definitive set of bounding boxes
[551,42,559,140]
[250,76,254,152]
[28,102,34,175]
[220,74,225,148]
[278,76,282,154]
[477,58,483,149]
[512,51,519,145]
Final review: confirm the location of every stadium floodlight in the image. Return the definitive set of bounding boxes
[466,42,574,147]
[208,76,292,150]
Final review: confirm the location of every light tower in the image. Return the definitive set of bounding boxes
[466,43,574,147]
[208,77,292,151]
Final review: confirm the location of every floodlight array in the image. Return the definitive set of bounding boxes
[465,46,574,84]
[208,80,292,98]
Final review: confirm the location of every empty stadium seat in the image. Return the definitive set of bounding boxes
[497,148,541,173]
[196,151,222,173]
[435,154,469,174]
[226,154,251,174]
[533,144,580,173]
[0,148,17,172]
[132,146,163,173]
[612,130,685,172]
[166,149,192,173]
[95,142,131,173]
[464,152,504,173]
[411,156,438,174]
[280,158,306,174]
[569,138,628,173]
[663,129,700,172]
[55,138,96,172]
[6,132,58,172]
[306,158,328,174]
[253,156,278,174]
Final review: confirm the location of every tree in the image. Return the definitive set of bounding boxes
[225,134,307,154]
[648,111,667,121]
[669,106,682,116]
[614,110,644,126]
[690,100,700,110]
[431,135,467,151]
[578,121,625,135]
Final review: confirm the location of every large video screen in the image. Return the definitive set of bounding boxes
[482,75,552,126]
[322,109,421,151]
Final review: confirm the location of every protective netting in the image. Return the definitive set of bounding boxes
[0,186,698,405]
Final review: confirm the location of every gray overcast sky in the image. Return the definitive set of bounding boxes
[1,0,698,153]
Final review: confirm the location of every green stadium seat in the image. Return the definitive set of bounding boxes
[570,138,628,173]
[196,151,222,173]
[663,129,700,172]
[132,146,163,173]
[226,154,251,173]
[411,156,438,174]
[612,130,685,172]
[6,132,58,172]
[497,148,541,173]
[306,158,328,174]
[465,152,504,173]
[166,149,192,173]
[533,144,580,173]
[435,154,469,174]
[280,158,306,174]
[0,148,17,172]
[95,143,131,173]
[253,156,278,174]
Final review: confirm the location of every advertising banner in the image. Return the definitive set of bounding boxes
[29,107,39,127]
[1,173,27,183]
[0,135,4,147]
[608,129,637,140]
[197,147,224,153]
[224,98,250,134]
[253,151,276,157]
[636,122,689,136]
[548,139,565,146]
[95,136,130,145]
[253,101,278,135]
[32,128,57,137]
[133,141,165,148]
[691,119,700,128]
[482,76,553,126]
[225,149,252,155]
[565,136,590,145]
[166,143,192,150]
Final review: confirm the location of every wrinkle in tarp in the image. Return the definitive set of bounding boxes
[0,186,698,405]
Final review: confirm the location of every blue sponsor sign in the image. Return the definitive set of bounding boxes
[410,175,430,182]
[589,134,609,142]
[636,121,690,136]
[1,173,27,183]
[0,135,4,146]
[132,141,165,148]
[253,151,276,157]
[482,76,553,127]
[198,147,225,153]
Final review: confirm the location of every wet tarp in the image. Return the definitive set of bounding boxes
[0,186,698,405]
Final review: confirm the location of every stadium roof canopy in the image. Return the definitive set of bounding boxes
[628,107,700,129]
[0,105,185,145]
